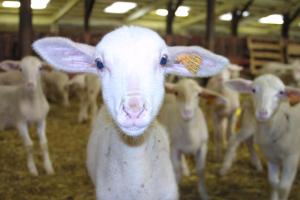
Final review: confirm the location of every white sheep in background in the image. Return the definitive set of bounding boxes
[158,78,226,200]
[0,56,54,176]
[226,74,300,200]
[206,64,242,161]
[41,69,70,107]
[69,73,101,123]
[259,60,300,86]
[219,96,263,176]
[0,60,71,107]
[33,26,228,200]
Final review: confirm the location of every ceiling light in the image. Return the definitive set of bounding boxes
[104,2,137,14]
[259,14,283,24]
[155,6,190,17]
[219,11,250,21]
[155,9,168,16]
[31,0,50,9]
[2,0,50,9]
[219,13,232,21]
[2,1,20,8]
[175,6,190,17]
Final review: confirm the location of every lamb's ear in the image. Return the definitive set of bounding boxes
[284,87,300,106]
[0,60,20,71]
[165,82,177,94]
[225,79,253,93]
[228,64,243,71]
[199,88,227,105]
[32,37,97,74]
[165,46,229,77]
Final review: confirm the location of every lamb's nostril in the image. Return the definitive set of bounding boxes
[122,96,146,119]
[258,109,268,118]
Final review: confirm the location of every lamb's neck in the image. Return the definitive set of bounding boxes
[257,103,289,138]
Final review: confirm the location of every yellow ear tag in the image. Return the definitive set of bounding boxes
[176,54,202,75]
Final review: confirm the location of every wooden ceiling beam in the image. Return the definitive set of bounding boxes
[125,0,169,23]
[51,0,80,24]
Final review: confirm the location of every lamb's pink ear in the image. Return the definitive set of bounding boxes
[199,88,227,105]
[165,46,229,77]
[0,60,20,71]
[32,37,97,74]
[284,87,300,106]
[225,79,253,93]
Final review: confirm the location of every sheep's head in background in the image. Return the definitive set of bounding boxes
[165,79,226,121]
[33,26,228,136]
[0,56,42,91]
[225,74,300,122]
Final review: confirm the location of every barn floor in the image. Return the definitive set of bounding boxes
[1,101,300,200]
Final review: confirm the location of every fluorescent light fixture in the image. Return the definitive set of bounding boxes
[155,9,168,16]
[155,6,190,17]
[104,1,137,14]
[175,6,190,17]
[219,13,232,21]
[219,11,250,21]
[2,1,20,8]
[2,0,50,9]
[31,0,50,9]
[259,14,283,24]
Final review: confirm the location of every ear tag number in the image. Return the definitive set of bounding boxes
[176,54,202,75]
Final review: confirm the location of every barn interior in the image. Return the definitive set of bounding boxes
[0,0,300,200]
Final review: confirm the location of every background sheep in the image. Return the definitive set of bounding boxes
[41,69,70,107]
[69,73,101,123]
[33,26,229,200]
[0,56,54,176]
[158,78,226,200]
[226,74,300,200]
[219,96,263,176]
[206,64,242,161]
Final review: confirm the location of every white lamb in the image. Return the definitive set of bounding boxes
[0,56,54,176]
[206,64,242,160]
[158,78,226,200]
[33,26,228,200]
[69,73,101,123]
[226,74,300,200]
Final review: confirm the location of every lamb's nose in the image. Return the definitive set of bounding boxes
[123,96,145,119]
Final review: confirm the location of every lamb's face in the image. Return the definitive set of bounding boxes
[167,79,200,120]
[20,56,42,90]
[96,27,167,136]
[251,75,285,121]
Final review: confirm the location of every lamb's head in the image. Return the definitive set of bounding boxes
[0,56,42,90]
[225,74,300,121]
[20,56,43,90]
[33,26,228,136]
[166,79,226,120]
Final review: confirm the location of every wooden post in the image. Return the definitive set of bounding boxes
[281,7,300,39]
[84,0,95,43]
[19,0,32,57]
[205,0,215,51]
[230,0,253,37]
[166,0,184,38]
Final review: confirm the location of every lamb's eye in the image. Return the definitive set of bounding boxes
[160,55,168,66]
[252,88,256,93]
[279,90,285,95]
[95,58,104,70]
